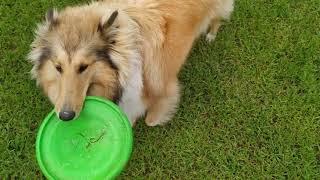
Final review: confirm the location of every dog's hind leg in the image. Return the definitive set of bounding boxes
[206,18,222,42]
[145,80,180,126]
[206,0,234,42]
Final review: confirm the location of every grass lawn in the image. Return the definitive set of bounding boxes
[1,0,320,178]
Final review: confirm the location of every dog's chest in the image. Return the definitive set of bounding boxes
[118,58,145,124]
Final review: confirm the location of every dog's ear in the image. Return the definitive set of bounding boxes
[45,8,59,26]
[105,10,119,29]
[98,10,119,32]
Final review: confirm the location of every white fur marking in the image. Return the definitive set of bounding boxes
[119,53,145,125]
[206,33,216,42]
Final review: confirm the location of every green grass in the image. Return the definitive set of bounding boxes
[1,0,320,178]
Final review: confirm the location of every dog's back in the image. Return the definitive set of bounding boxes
[123,0,234,125]
[98,0,235,125]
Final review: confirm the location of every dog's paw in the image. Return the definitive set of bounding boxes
[206,33,216,42]
[145,119,160,127]
[145,116,166,127]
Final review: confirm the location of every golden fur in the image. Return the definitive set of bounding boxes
[29,0,234,125]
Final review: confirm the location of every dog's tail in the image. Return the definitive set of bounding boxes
[207,0,234,20]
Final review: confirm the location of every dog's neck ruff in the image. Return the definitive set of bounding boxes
[118,51,145,124]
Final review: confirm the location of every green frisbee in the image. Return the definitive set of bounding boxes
[36,96,133,180]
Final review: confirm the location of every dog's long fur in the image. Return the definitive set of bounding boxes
[29,0,234,126]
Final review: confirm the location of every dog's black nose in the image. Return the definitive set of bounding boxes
[59,111,75,121]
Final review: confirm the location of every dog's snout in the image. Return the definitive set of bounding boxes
[59,111,76,121]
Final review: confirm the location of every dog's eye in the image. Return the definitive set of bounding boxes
[55,65,62,73]
[78,64,88,73]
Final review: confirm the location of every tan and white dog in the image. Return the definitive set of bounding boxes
[29,0,234,126]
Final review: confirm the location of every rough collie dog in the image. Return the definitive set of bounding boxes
[29,0,234,126]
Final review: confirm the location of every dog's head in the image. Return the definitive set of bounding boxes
[29,4,139,120]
